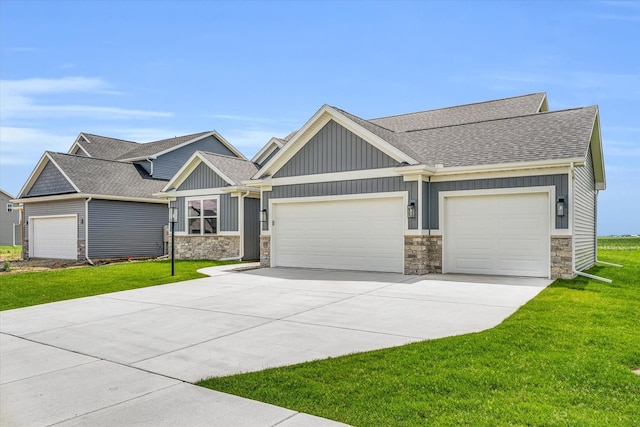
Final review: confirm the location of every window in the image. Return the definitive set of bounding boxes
[187,198,217,234]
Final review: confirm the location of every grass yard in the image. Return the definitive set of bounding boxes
[199,239,640,426]
[0,259,237,311]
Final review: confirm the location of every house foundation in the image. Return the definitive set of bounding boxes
[169,235,241,260]
[404,235,442,275]
[550,235,574,279]
[260,235,271,268]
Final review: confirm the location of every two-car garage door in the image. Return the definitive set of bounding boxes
[271,197,404,273]
[30,216,78,260]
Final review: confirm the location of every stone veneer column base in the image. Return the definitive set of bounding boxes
[77,240,86,261]
[404,235,442,275]
[169,235,240,260]
[550,236,574,279]
[260,235,271,268]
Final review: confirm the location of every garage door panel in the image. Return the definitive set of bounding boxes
[445,193,549,278]
[32,216,77,260]
[273,197,403,273]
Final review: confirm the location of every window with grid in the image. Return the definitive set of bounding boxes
[187,198,217,234]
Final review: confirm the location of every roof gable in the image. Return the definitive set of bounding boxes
[274,119,399,178]
[70,133,140,160]
[162,151,259,192]
[18,153,80,198]
[117,131,245,161]
[254,105,417,179]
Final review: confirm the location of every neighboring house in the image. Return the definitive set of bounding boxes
[0,189,21,246]
[14,131,246,261]
[155,151,260,260]
[249,93,605,279]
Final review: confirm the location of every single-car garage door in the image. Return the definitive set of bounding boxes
[272,197,404,273]
[31,216,78,259]
[444,192,549,277]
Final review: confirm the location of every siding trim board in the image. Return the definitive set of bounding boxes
[262,177,418,232]
[423,173,569,231]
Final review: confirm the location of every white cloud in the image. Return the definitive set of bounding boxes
[0,76,173,121]
[0,127,74,166]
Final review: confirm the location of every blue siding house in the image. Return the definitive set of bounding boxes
[249,93,606,279]
[15,131,247,261]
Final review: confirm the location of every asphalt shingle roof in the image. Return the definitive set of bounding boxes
[116,131,212,160]
[78,134,140,160]
[198,151,258,185]
[369,92,547,132]
[400,106,598,167]
[48,152,167,199]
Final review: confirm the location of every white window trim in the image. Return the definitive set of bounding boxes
[185,195,220,236]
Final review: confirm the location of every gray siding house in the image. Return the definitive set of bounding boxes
[15,131,247,261]
[0,189,21,246]
[156,151,260,261]
[249,93,605,279]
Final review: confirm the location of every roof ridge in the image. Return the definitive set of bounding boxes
[145,130,212,145]
[370,92,546,121]
[330,105,396,134]
[199,151,254,162]
[48,151,134,165]
[80,133,139,144]
[402,105,594,133]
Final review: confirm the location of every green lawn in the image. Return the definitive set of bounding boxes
[199,240,640,426]
[0,259,237,311]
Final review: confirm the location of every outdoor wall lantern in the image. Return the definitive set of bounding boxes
[556,198,565,217]
[169,206,178,276]
[407,201,416,219]
[260,208,268,222]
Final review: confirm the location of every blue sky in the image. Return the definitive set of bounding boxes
[1,1,638,235]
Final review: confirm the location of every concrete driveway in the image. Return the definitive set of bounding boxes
[1,265,550,426]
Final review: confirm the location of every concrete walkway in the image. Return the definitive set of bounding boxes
[1,265,550,426]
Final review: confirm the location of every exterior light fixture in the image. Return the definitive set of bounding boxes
[260,208,268,222]
[556,198,565,217]
[169,206,178,276]
[407,201,416,219]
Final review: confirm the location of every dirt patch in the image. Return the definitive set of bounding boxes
[633,369,640,376]
[1,257,159,274]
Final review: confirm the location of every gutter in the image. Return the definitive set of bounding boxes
[84,197,94,265]
[219,191,251,261]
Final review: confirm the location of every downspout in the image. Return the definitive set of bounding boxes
[570,163,614,283]
[219,191,250,261]
[85,197,94,265]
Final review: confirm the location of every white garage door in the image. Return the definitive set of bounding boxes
[31,216,78,259]
[444,193,549,277]
[272,197,404,273]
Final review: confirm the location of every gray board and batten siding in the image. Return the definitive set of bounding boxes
[172,162,238,233]
[172,194,239,233]
[24,199,85,241]
[573,148,597,271]
[152,136,237,180]
[262,177,419,231]
[257,147,280,168]
[423,174,570,230]
[274,120,400,178]
[27,162,76,197]
[88,199,166,258]
[243,197,260,260]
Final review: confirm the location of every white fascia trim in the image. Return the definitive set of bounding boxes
[46,155,81,193]
[394,164,436,177]
[67,141,91,157]
[14,193,167,205]
[254,105,416,179]
[268,167,399,186]
[220,186,260,195]
[589,113,606,190]
[161,152,203,191]
[251,138,283,163]
[432,158,585,176]
[17,152,50,198]
[164,188,230,198]
[429,166,571,182]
